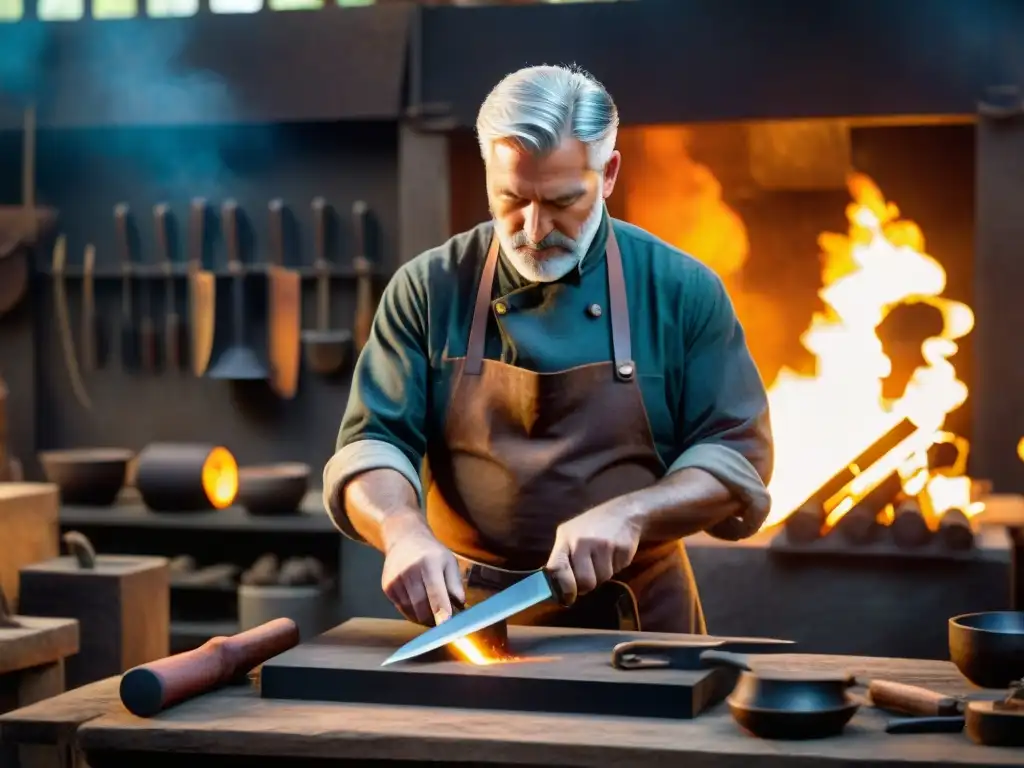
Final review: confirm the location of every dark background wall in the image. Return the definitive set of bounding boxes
[0,120,398,478]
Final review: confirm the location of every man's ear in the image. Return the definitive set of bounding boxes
[602,150,621,198]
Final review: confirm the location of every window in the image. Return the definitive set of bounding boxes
[37,0,83,19]
[0,0,21,20]
[209,0,262,12]
[93,0,137,17]
[148,0,198,16]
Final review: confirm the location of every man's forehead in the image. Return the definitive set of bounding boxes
[488,138,592,196]
[489,138,589,175]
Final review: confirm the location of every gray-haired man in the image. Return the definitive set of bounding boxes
[324,65,773,635]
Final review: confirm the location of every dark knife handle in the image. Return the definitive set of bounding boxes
[268,198,285,266]
[189,198,206,271]
[222,199,240,272]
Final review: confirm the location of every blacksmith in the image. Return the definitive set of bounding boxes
[324,64,773,634]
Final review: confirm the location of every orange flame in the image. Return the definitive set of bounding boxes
[762,174,976,528]
[451,637,503,665]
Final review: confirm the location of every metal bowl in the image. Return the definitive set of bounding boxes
[949,611,1024,688]
[38,448,134,506]
[237,463,310,516]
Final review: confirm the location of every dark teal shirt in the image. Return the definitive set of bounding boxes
[325,214,774,542]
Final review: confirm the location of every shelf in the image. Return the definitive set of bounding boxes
[60,492,337,534]
[36,264,384,280]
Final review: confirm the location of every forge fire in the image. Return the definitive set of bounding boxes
[762,174,980,545]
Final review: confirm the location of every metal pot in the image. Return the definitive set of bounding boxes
[700,650,859,740]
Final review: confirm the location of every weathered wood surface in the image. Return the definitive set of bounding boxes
[45,654,1021,767]
[0,676,119,746]
[260,618,735,720]
[0,483,59,612]
[0,617,78,677]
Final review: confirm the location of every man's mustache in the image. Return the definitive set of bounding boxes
[510,229,576,252]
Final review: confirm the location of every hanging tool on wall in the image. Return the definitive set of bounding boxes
[188,198,216,377]
[81,243,105,371]
[114,204,140,372]
[0,107,36,318]
[154,203,187,372]
[352,201,376,356]
[52,235,93,410]
[206,200,267,381]
[266,198,302,399]
[302,197,351,376]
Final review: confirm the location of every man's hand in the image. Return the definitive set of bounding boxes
[380,511,465,626]
[544,502,643,605]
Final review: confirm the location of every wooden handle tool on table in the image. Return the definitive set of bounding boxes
[869,679,964,716]
[120,618,299,717]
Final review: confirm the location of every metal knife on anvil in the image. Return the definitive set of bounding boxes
[382,570,796,666]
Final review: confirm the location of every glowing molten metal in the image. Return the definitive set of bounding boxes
[763,174,977,529]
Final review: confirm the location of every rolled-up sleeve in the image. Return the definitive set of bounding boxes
[668,269,774,541]
[322,263,430,540]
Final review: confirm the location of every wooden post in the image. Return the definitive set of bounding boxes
[398,123,451,266]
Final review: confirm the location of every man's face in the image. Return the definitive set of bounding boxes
[486,137,621,282]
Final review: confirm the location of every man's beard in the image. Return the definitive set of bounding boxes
[496,196,605,283]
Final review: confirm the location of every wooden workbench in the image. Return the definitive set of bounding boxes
[0,654,1020,768]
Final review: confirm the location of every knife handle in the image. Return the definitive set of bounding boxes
[189,198,207,272]
[869,680,963,717]
[268,198,285,266]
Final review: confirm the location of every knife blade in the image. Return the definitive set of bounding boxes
[381,569,561,666]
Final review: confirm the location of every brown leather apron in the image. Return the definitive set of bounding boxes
[424,226,706,634]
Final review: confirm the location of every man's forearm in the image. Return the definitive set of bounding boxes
[621,467,742,542]
[344,468,430,553]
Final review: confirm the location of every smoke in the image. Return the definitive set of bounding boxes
[71,21,272,200]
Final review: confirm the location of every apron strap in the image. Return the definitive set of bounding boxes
[604,227,635,381]
[465,236,501,375]
[465,224,634,381]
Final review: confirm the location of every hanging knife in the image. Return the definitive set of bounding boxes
[351,201,374,356]
[81,243,103,371]
[154,203,186,371]
[381,570,565,666]
[114,204,139,372]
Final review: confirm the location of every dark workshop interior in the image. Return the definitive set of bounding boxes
[2,1,1024,766]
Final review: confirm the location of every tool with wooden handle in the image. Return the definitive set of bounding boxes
[119,617,299,717]
[114,204,139,372]
[351,200,375,356]
[81,243,104,371]
[53,235,93,410]
[206,200,267,380]
[121,204,157,373]
[154,203,187,372]
[266,198,302,399]
[188,198,216,377]
[301,197,351,375]
[868,679,964,716]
